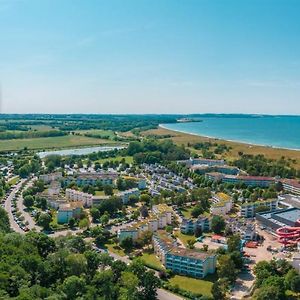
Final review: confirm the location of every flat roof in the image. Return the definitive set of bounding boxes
[274,208,300,223]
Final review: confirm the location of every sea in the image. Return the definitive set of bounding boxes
[161,115,300,150]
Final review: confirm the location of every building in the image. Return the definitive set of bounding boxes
[179,158,225,167]
[118,188,140,204]
[39,172,63,183]
[48,181,61,196]
[210,192,233,215]
[64,172,118,186]
[191,165,239,175]
[206,173,275,187]
[117,228,139,242]
[57,202,82,224]
[180,217,210,234]
[152,204,173,225]
[281,179,300,195]
[256,207,300,230]
[65,188,93,207]
[153,232,217,278]
[240,199,278,218]
[229,220,257,241]
[117,208,172,241]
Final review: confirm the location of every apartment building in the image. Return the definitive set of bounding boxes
[65,188,93,207]
[180,217,210,234]
[118,188,140,204]
[153,232,216,278]
[39,172,63,183]
[64,172,118,186]
[57,202,82,224]
[210,192,233,215]
[281,179,300,195]
[240,199,278,218]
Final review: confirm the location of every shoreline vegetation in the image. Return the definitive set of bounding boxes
[141,126,300,168]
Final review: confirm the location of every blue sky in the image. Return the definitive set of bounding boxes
[0,0,300,114]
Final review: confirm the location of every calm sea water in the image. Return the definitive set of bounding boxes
[162,116,300,150]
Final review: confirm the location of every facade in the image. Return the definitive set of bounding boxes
[57,203,82,224]
[206,173,275,187]
[281,179,300,195]
[118,188,140,204]
[240,199,278,218]
[153,232,217,278]
[179,158,225,167]
[180,217,210,234]
[191,165,239,175]
[117,208,173,241]
[65,188,93,207]
[229,220,256,241]
[40,172,63,183]
[48,181,61,196]
[210,192,233,215]
[64,172,118,186]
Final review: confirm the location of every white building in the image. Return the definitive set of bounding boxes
[65,188,93,207]
[40,172,63,183]
[210,193,233,215]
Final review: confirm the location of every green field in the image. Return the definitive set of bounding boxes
[105,242,126,256]
[180,207,193,218]
[8,176,19,186]
[97,156,133,164]
[169,275,215,297]
[75,129,116,139]
[0,135,117,152]
[174,231,195,246]
[140,252,164,271]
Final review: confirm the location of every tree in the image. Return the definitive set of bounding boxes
[120,271,139,300]
[84,250,100,278]
[68,218,75,228]
[90,207,100,223]
[103,185,113,196]
[100,212,110,226]
[191,205,203,218]
[140,194,151,205]
[23,195,34,208]
[254,285,282,300]
[79,218,89,230]
[217,255,237,284]
[140,205,149,218]
[187,239,196,249]
[212,278,228,300]
[0,207,10,233]
[66,253,87,276]
[194,226,202,238]
[227,234,241,253]
[62,276,86,300]
[138,270,160,300]
[211,215,225,234]
[38,213,52,230]
[120,237,133,252]
[290,275,300,293]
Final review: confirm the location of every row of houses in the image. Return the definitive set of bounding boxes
[153,231,217,278]
[117,204,173,242]
[240,199,278,218]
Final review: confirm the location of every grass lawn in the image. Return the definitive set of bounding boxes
[8,176,19,186]
[169,275,215,297]
[180,207,193,218]
[94,189,119,196]
[105,242,126,257]
[0,135,117,152]
[96,155,133,164]
[175,231,195,246]
[140,252,164,271]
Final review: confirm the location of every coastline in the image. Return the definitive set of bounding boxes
[159,124,300,152]
[141,125,300,168]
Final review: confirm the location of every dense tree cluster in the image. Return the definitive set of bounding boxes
[253,259,300,299]
[233,154,299,178]
[127,139,189,164]
[0,130,66,140]
[0,230,160,300]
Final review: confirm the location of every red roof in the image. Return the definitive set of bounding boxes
[281,179,300,188]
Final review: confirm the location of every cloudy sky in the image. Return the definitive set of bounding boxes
[0,0,300,114]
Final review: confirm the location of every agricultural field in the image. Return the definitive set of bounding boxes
[0,135,117,152]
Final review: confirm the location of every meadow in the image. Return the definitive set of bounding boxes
[0,135,116,152]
